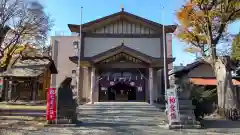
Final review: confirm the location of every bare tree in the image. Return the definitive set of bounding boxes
[0,0,52,70]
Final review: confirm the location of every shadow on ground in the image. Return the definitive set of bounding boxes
[202,119,240,128]
[2,102,240,134]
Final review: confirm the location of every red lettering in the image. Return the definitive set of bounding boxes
[169,97,175,104]
[170,113,176,119]
[170,104,175,112]
[46,88,56,121]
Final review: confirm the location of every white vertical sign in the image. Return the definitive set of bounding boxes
[166,88,180,124]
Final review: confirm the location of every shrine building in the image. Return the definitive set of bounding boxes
[50,8,176,103]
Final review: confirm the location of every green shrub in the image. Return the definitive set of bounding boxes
[189,83,217,120]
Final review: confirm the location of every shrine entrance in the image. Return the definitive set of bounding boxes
[98,69,146,102]
[107,82,136,101]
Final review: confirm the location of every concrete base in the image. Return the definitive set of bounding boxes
[47,119,80,125]
[159,120,202,129]
[167,123,202,129]
[159,123,202,129]
[44,123,77,127]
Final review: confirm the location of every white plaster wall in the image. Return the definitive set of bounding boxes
[51,36,79,88]
[84,37,161,58]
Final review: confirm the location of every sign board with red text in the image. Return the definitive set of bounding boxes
[46,88,57,121]
[166,88,180,124]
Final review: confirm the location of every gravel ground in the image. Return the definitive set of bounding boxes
[1,102,240,135]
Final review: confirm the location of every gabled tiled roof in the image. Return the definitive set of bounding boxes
[68,10,177,33]
[170,59,205,76]
[69,43,175,65]
[1,57,57,77]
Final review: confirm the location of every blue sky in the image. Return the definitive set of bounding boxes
[42,0,239,66]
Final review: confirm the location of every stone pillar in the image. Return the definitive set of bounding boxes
[4,79,8,101]
[90,67,95,104]
[8,80,12,101]
[82,67,89,103]
[95,71,99,102]
[149,68,153,105]
[157,69,164,102]
[32,79,37,101]
[153,69,158,102]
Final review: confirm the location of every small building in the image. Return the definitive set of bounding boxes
[0,57,57,102]
[170,60,240,101]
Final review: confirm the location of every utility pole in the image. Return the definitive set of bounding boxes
[76,6,83,106]
[162,7,168,94]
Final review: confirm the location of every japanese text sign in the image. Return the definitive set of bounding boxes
[167,88,180,124]
[46,88,56,120]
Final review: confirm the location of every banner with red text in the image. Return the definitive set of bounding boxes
[46,88,57,120]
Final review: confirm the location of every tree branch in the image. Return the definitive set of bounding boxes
[214,8,240,44]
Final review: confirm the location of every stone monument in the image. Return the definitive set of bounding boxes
[57,77,78,124]
[165,74,201,129]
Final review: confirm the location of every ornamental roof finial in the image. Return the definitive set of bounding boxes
[121,4,124,12]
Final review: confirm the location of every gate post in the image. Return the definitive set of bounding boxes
[149,68,153,104]
[90,67,96,104]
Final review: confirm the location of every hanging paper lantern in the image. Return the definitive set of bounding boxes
[130,82,135,86]
[101,87,107,91]
[141,74,143,80]
[110,81,115,86]
[129,76,131,81]
[138,86,143,92]
[121,90,124,94]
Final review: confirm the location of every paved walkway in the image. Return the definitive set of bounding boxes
[1,102,240,134]
[77,102,168,135]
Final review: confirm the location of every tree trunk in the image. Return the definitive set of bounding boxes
[1,54,12,71]
[214,57,238,117]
